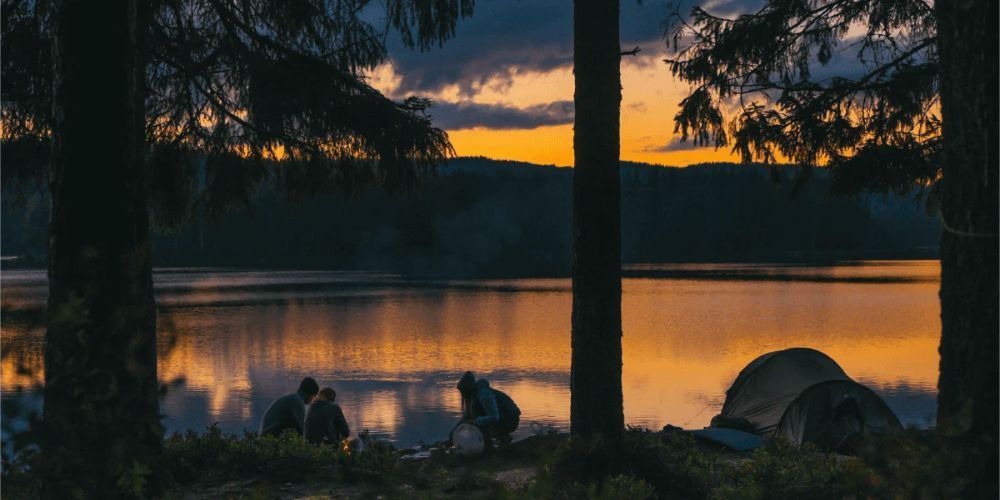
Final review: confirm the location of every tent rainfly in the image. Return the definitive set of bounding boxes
[712,348,902,450]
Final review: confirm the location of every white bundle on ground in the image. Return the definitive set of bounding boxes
[452,423,484,456]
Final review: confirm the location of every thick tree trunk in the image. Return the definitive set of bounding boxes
[570,0,624,438]
[935,0,999,497]
[44,0,161,497]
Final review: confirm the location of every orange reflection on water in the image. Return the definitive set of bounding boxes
[2,261,941,443]
[620,276,940,427]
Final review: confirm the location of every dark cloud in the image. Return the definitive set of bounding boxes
[429,100,573,130]
[641,136,709,152]
[627,102,649,113]
[682,0,765,17]
[384,1,678,96]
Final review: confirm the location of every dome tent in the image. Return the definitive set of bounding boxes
[712,348,901,450]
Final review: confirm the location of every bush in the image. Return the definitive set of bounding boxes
[534,428,971,500]
[708,429,980,500]
[338,431,400,484]
[710,439,858,500]
[850,429,974,498]
[164,424,339,484]
[0,448,42,499]
[164,425,416,489]
[601,475,658,500]
[521,473,656,500]
[541,428,713,499]
[13,424,977,499]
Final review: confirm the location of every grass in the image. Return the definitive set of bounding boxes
[1,425,979,499]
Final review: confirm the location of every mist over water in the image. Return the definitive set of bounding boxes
[1,260,940,446]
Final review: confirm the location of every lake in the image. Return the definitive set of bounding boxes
[1,260,941,446]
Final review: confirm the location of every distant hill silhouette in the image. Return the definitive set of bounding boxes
[2,157,939,276]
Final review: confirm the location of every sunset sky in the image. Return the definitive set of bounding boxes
[370,0,750,167]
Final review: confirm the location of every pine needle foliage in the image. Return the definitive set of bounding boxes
[665,0,939,195]
[2,0,474,213]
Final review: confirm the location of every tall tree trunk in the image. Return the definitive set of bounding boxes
[570,0,624,438]
[44,0,161,496]
[935,0,998,496]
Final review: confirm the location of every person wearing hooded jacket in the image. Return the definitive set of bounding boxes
[455,371,521,445]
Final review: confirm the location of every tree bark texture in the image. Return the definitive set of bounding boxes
[44,0,161,496]
[571,0,624,438]
[935,0,998,496]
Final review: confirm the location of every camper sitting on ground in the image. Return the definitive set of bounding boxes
[304,387,351,445]
[259,377,320,437]
[455,371,521,446]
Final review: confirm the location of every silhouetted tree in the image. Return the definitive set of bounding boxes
[934,1,998,497]
[666,0,941,191]
[667,0,997,494]
[571,0,625,438]
[3,158,940,273]
[2,0,472,496]
[43,1,160,497]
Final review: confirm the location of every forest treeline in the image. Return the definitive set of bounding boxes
[2,157,939,277]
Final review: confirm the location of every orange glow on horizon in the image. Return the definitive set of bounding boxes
[373,51,745,167]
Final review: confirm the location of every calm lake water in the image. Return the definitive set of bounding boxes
[1,261,941,446]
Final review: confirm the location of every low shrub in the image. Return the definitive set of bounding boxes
[338,431,400,484]
[11,424,981,499]
[164,425,416,489]
[533,428,969,500]
[540,427,713,499]
[707,429,990,499]
[850,428,977,498]
[520,473,657,500]
[710,439,860,500]
[0,449,42,499]
[165,424,339,484]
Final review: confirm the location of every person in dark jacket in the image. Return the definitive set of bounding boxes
[259,377,320,437]
[304,387,350,445]
[455,371,521,445]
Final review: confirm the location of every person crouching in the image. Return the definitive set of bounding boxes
[456,371,520,446]
[304,387,350,445]
[260,377,319,437]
